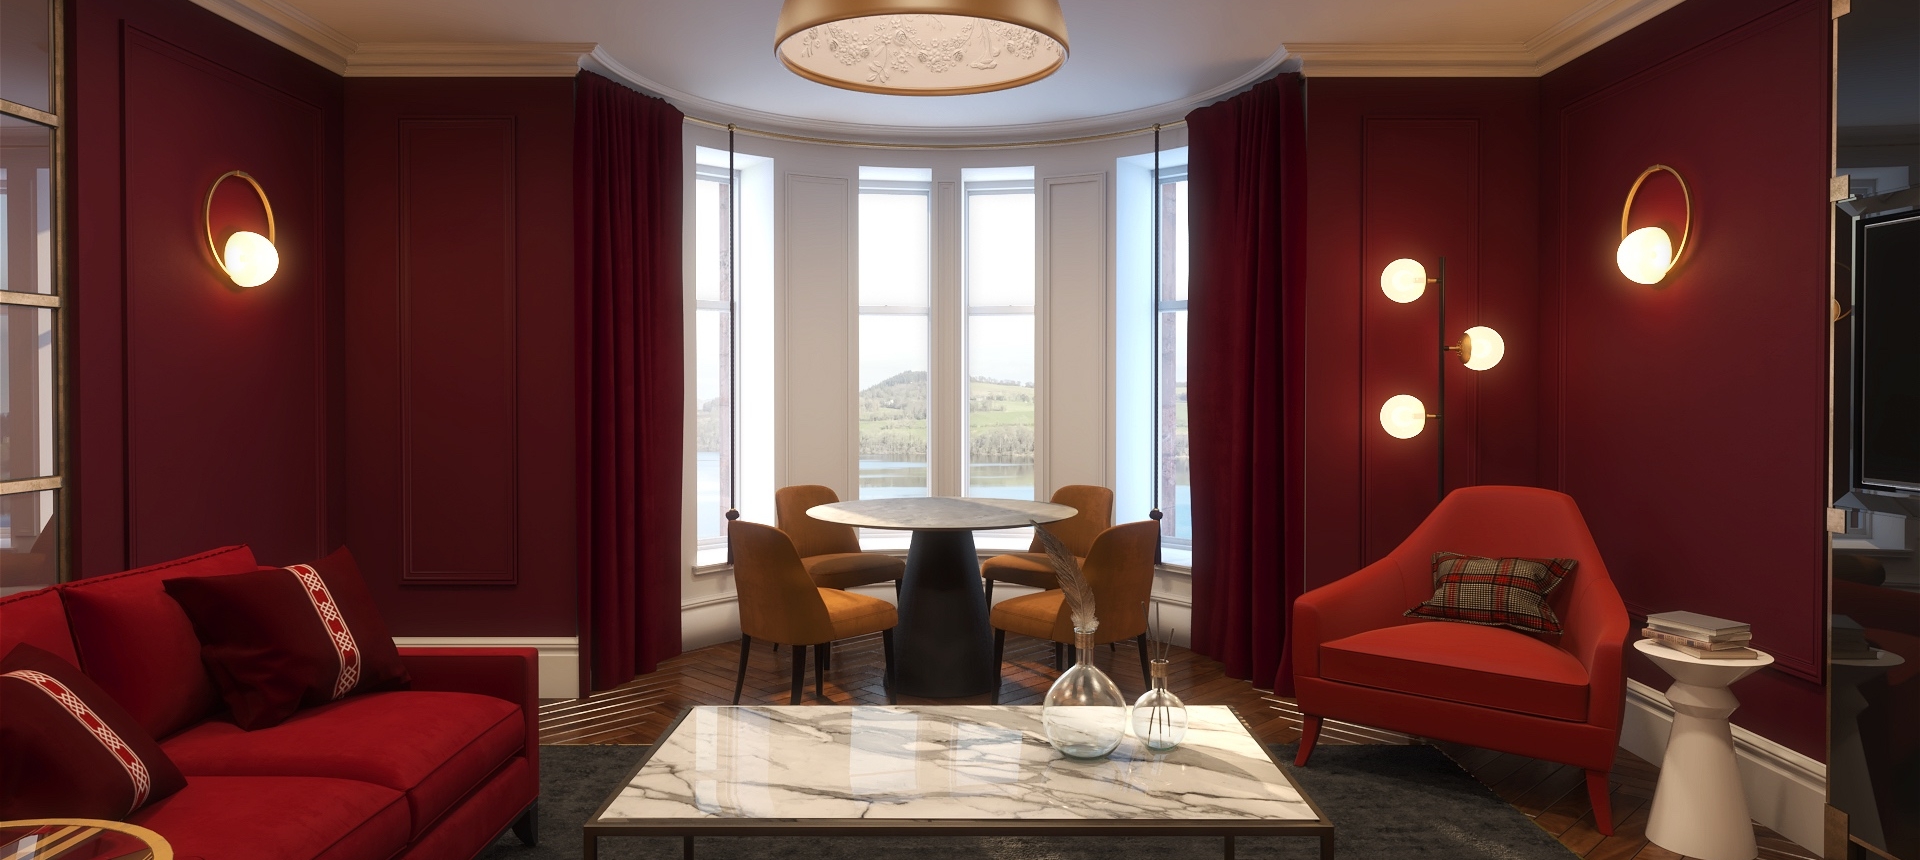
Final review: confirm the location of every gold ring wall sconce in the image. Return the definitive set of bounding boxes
[1617,164,1691,285]
[204,170,279,288]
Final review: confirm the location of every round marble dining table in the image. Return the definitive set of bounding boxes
[807,497,1076,698]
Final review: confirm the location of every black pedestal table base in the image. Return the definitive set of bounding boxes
[893,529,995,697]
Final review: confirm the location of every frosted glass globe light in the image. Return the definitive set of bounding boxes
[1617,226,1673,285]
[1380,394,1429,439]
[1380,258,1428,303]
[222,230,280,288]
[1459,326,1505,371]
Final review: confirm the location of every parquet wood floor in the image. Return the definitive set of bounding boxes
[539,632,1817,860]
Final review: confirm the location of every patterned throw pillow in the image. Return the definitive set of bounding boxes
[1404,552,1578,634]
[0,643,188,819]
[163,547,410,730]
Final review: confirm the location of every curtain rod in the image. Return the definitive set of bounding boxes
[682,115,1187,151]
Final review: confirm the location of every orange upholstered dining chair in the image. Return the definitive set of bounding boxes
[1291,486,1630,834]
[980,484,1114,604]
[729,520,897,705]
[774,485,906,593]
[988,520,1157,703]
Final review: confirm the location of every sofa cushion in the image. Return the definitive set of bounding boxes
[0,587,78,666]
[0,644,187,819]
[129,775,409,860]
[60,545,261,740]
[1405,552,1576,635]
[161,691,523,838]
[1320,621,1590,721]
[163,548,410,730]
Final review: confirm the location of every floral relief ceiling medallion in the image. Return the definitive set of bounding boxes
[775,0,1070,96]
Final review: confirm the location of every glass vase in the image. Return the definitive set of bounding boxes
[1130,658,1188,751]
[1042,628,1128,759]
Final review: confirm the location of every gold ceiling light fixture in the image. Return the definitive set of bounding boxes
[774,0,1069,96]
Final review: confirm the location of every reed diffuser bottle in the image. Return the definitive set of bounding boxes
[1130,657,1188,751]
[1042,626,1128,759]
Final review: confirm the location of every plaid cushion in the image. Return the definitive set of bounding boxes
[1404,552,1578,634]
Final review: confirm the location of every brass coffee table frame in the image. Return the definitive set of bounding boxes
[0,819,173,860]
[582,706,1335,860]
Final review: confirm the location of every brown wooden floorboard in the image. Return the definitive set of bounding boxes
[538,633,1818,860]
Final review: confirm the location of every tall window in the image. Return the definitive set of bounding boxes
[1117,147,1189,564]
[857,168,934,500]
[1155,169,1191,546]
[691,146,773,567]
[693,163,735,558]
[1,0,64,593]
[963,169,1037,500]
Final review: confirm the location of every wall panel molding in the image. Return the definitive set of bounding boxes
[119,26,331,568]
[395,117,520,585]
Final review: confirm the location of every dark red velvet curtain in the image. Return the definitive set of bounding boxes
[575,71,684,692]
[1187,74,1307,694]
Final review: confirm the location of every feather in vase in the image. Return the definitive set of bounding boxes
[1033,521,1097,632]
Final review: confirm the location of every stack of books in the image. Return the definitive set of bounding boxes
[1831,615,1878,660]
[1643,611,1757,659]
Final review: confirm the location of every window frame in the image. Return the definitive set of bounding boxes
[855,176,937,506]
[1154,166,1191,552]
[0,0,69,589]
[960,177,1039,506]
[692,162,738,562]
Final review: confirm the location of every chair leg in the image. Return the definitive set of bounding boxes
[1585,769,1614,836]
[983,577,995,606]
[1135,633,1152,688]
[732,635,752,705]
[882,629,897,705]
[1294,715,1323,766]
[1054,641,1065,672]
[789,644,807,705]
[990,629,1007,705]
[814,642,828,698]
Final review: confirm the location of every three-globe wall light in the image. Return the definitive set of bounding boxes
[204,171,279,288]
[1616,164,1691,285]
[774,0,1069,96]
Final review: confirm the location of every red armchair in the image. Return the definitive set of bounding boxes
[1292,486,1629,834]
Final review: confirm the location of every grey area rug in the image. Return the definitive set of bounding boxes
[478,743,1575,860]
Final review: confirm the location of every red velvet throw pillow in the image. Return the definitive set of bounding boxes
[1405,551,1578,634]
[163,547,410,729]
[0,643,188,819]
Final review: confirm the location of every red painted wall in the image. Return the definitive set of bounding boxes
[343,78,577,636]
[1538,0,1831,759]
[69,0,344,575]
[1303,79,1542,588]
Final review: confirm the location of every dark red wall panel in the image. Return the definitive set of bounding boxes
[71,0,343,575]
[397,119,518,584]
[1360,119,1481,562]
[1539,0,1830,757]
[344,78,575,636]
[1303,79,1541,589]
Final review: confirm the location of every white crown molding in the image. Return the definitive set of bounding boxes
[584,44,1294,145]
[1295,0,1690,77]
[187,0,354,74]
[345,42,598,78]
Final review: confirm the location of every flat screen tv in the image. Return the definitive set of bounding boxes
[1853,209,1920,494]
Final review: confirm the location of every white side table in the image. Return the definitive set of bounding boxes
[1635,638,1773,860]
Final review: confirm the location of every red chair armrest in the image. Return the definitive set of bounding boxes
[399,647,539,772]
[1293,555,1417,680]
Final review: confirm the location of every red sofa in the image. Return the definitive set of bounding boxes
[0,545,539,859]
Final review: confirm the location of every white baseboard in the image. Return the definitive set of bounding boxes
[392,636,579,700]
[1620,679,1827,854]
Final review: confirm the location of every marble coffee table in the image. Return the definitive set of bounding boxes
[584,705,1333,860]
